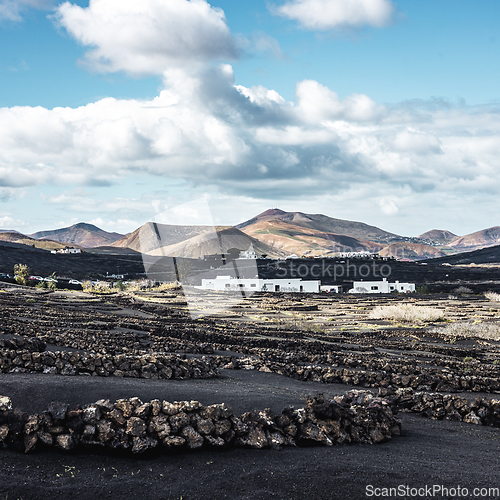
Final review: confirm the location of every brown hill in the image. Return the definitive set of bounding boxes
[0,232,70,251]
[237,209,400,243]
[112,222,284,258]
[446,226,500,251]
[111,223,211,254]
[147,226,284,259]
[30,223,123,248]
[237,217,385,257]
[418,229,458,244]
[379,242,446,260]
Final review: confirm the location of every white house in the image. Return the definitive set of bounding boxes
[198,276,320,293]
[238,248,258,259]
[349,278,415,294]
[320,285,343,293]
[51,247,81,255]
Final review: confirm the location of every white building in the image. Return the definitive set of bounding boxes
[349,278,415,294]
[238,248,258,259]
[198,276,320,293]
[320,285,343,293]
[336,252,379,259]
[51,247,81,255]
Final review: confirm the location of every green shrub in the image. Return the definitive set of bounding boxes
[14,263,30,286]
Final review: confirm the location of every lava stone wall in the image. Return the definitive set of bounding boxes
[384,387,500,426]
[0,391,401,455]
[0,348,218,380]
[217,355,500,394]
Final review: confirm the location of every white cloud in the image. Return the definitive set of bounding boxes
[0,0,56,21]
[391,129,442,155]
[0,214,26,228]
[295,79,384,122]
[54,0,239,75]
[272,0,396,31]
[249,32,283,59]
[378,198,399,216]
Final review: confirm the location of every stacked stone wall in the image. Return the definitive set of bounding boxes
[0,391,401,454]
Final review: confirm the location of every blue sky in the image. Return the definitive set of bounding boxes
[0,0,499,236]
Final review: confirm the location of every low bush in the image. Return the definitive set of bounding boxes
[430,321,500,341]
[369,303,444,323]
[83,279,181,294]
[453,286,473,294]
[485,291,500,302]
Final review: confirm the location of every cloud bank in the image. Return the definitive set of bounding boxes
[272,0,396,31]
[54,0,239,74]
[1,65,499,210]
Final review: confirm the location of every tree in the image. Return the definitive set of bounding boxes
[14,263,31,286]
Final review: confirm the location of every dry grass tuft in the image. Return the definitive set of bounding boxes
[485,291,500,302]
[430,321,500,341]
[369,303,444,323]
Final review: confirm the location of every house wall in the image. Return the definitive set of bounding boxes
[200,277,320,293]
[352,281,415,293]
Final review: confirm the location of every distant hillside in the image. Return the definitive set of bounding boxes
[30,223,123,248]
[147,226,284,259]
[237,218,384,257]
[0,232,70,251]
[237,209,400,243]
[111,223,212,254]
[418,229,458,245]
[112,222,284,258]
[86,246,141,256]
[379,242,446,261]
[446,226,500,251]
[429,244,500,265]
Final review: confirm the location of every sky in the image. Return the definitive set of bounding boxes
[0,0,499,237]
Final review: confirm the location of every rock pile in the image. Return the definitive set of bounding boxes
[0,349,218,380]
[383,387,500,426]
[0,391,401,455]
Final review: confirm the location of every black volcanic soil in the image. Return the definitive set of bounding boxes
[2,370,500,500]
[1,285,500,499]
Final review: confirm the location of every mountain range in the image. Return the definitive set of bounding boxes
[4,210,500,262]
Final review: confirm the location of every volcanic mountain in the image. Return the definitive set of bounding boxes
[30,223,123,248]
[237,209,400,242]
[445,226,500,251]
[111,222,284,258]
[418,229,458,245]
[234,209,401,256]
